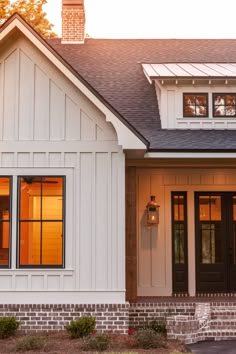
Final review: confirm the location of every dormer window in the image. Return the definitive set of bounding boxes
[183,93,208,117]
[213,94,236,117]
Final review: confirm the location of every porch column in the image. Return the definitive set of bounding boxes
[125,166,137,302]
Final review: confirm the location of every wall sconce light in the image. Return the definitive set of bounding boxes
[146,195,160,226]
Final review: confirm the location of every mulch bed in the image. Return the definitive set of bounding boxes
[0,331,190,353]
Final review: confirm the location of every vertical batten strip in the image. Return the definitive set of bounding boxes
[15,48,20,141]
[111,152,118,289]
[117,151,125,290]
[74,153,80,288]
[107,152,112,289]
[91,152,96,289]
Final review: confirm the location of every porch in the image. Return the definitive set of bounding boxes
[130,296,236,343]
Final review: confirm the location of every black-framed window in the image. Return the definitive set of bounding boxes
[183,93,208,117]
[0,177,11,268]
[18,176,65,268]
[213,93,236,117]
[171,192,188,293]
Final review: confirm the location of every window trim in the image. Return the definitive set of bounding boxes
[17,175,66,269]
[183,93,208,118]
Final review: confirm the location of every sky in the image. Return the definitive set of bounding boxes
[44,0,236,39]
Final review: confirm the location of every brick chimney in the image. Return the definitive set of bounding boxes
[62,0,86,44]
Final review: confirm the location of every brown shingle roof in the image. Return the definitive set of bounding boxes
[48,38,236,151]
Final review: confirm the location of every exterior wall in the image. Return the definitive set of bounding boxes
[136,165,236,297]
[0,34,125,304]
[156,82,236,129]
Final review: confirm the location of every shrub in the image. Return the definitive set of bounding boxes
[83,332,110,351]
[0,317,20,339]
[133,328,162,349]
[65,316,96,338]
[144,320,167,335]
[15,335,47,352]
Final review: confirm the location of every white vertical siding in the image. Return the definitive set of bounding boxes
[50,81,65,141]
[3,50,18,140]
[34,66,49,140]
[0,35,124,303]
[19,51,34,140]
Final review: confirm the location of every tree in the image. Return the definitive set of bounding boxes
[0,0,56,38]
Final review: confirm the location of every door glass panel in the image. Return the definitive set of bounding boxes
[174,223,184,264]
[199,195,222,264]
[199,196,221,221]
[172,194,186,265]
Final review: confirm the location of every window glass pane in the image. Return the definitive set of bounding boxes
[42,178,63,220]
[0,177,11,267]
[20,177,41,220]
[19,221,41,265]
[213,94,236,117]
[18,176,64,267]
[183,93,208,117]
[42,222,63,265]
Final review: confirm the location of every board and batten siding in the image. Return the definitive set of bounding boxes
[137,167,236,297]
[0,34,125,304]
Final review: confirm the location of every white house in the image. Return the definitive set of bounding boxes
[1,0,236,334]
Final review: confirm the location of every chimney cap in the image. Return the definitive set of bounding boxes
[62,0,84,4]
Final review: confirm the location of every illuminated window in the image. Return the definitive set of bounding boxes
[183,93,208,117]
[18,176,65,268]
[213,93,236,117]
[0,177,11,268]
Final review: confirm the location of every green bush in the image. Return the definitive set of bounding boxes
[133,328,162,349]
[15,335,47,352]
[65,316,96,338]
[0,317,20,339]
[83,332,110,351]
[141,320,167,335]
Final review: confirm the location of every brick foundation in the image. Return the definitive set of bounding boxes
[0,303,129,334]
[129,302,195,328]
[2,300,236,343]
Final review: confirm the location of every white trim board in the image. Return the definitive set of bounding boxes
[145,152,236,158]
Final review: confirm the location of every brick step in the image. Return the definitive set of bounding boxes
[210,319,236,329]
[203,329,236,340]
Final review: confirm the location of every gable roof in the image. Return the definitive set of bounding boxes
[2,14,236,152]
[0,14,146,150]
[48,38,236,152]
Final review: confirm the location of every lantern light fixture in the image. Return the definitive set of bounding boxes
[146,195,160,226]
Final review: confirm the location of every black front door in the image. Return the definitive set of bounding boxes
[195,192,236,293]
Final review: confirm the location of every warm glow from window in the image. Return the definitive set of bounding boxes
[183,93,208,117]
[19,177,64,267]
[0,177,11,267]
